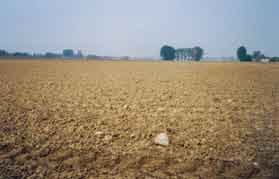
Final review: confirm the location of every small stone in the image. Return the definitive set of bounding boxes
[253,162,259,167]
[154,133,169,146]
[95,131,103,136]
[130,133,136,138]
[123,104,129,109]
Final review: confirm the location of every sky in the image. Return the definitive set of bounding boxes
[0,0,279,58]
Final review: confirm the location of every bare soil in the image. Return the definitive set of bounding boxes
[0,60,279,178]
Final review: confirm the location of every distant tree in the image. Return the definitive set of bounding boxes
[32,53,43,57]
[45,52,55,58]
[160,45,176,60]
[246,54,252,62]
[63,49,74,58]
[176,48,202,61]
[175,49,179,60]
[252,51,261,60]
[181,48,193,60]
[121,56,130,60]
[192,46,204,61]
[175,48,184,61]
[77,50,83,58]
[237,46,249,61]
[185,48,193,60]
[270,57,279,62]
[87,54,97,59]
[13,52,31,57]
[0,49,8,56]
[45,52,62,58]
[252,51,265,61]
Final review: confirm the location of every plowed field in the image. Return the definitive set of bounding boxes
[0,60,279,178]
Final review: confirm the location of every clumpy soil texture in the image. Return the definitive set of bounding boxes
[0,60,279,178]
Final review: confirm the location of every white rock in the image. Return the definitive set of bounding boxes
[154,133,169,146]
[95,131,104,136]
[123,104,129,109]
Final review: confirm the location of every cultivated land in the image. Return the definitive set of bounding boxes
[0,60,279,178]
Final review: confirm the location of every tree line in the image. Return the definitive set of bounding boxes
[0,46,278,62]
[0,49,85,59]
[160,45,204,61]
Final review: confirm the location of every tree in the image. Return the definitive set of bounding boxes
[237,46,253,62]
[185,48,193,60]
[77,50,83,58]
[160,45,176,60]
[252,51,265,61]
[63,49,74,58]
[237,46,248,61]
[175,48,184,61]
[0,49,8,56]
[246,54,252,62]
[45,52,62,58]
[182,48,193,60]
[13,52,31,57]
[175,49,180,60]
[192,46,204,61]
[87,54,97,59]
[252,51,260,60]
[270,57,279,62]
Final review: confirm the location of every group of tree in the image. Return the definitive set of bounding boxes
[237,46,279,62]
[160,45,204,61]
[236,46,251,62]
[270,57,279,62]
[175,48,192,60]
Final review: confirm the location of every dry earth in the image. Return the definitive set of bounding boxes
[0,60,279,179]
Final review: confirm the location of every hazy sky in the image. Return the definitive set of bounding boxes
[1,0,278,57]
